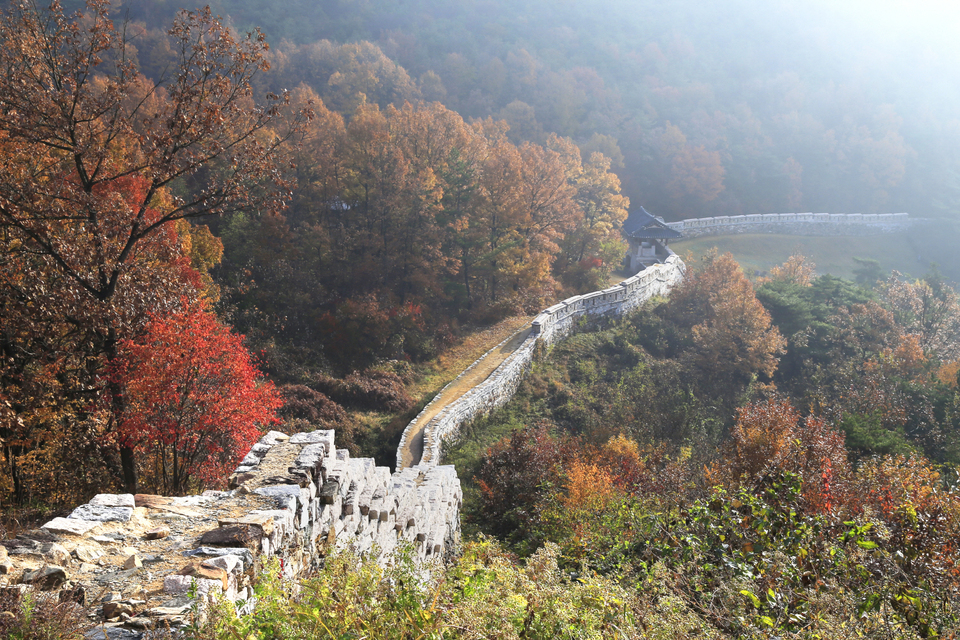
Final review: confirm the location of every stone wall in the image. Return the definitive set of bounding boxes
[667,212,911,238]
[398,253,686,469]
[3,251,687,639]
[4,430,461,637]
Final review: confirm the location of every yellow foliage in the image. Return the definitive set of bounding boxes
[562,460,618,511]
[768,253,815,286]
[601,433,641,463]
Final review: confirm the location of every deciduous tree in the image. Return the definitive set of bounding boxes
[111,301,281,494]
[665,252,786,391]
[0,0,303,500]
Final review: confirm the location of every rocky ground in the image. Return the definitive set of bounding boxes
[1,429,462,639]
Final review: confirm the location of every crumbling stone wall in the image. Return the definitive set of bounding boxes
[399,253,686,468]
[668,212,911,238]
[3,430,460,638]
[3,250,690,639]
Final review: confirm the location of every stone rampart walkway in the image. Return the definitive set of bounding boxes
[400,324,534,468]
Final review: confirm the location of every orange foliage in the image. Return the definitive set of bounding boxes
[668,252,786,383]
[854,454,953,518]
[710,398,850,514]
[562,460,619,511]
[768,253,815,286]
[936,360,960,388]
[726,398,801,481]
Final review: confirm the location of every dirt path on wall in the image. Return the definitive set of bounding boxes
[401,320,535,468]
[398,272,632,469]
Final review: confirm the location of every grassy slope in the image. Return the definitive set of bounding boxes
[670,219,960,283]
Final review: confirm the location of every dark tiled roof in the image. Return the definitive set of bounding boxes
[624,206,683,240]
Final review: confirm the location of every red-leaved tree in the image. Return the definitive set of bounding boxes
[111,302,282,494]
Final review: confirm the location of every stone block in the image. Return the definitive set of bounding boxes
[218,513,275,536]
[260,430,290,445]
[289,429,334,446]
[179,561,228,591]
[253,484,301,508]
[41,542,71,566]
[318,480,340,505]
[202,554,243,575]
[163,574,222,598]
[21,565,67,589]
[89,494,136,508]
[198,525,262,549]
[68,504,133,523]
[183,546,254,567]
[103,601,135,620]
[144,527,169,540]
[41,517,100,536]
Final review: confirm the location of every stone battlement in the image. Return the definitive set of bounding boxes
[3,430,461,637]
[666,212,911,238]
[3,250,690,638]
[397,253,686,469]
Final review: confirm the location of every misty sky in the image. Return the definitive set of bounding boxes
[812,0,960,55]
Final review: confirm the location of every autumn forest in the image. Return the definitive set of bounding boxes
[4,0,960,637]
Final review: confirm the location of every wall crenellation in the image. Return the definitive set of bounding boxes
[2,212,913,637]
[399,252,686,469]
[667,212,912,238]
[5,430,461,638]
[3,211,917,636]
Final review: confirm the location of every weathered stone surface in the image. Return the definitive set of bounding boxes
[94,568,140,585]
[69,504,134,523]
[201,554,243,575]
[3,538,42,554]
[178,561,228,590]
[260,430,290,445]
[123,554,142,570]
[84,626,144,639]
[89,493,136,508]
[20,565,67,589]
[199,525,262,548]
[103,601,135,620]
[92,533,125,543]
[124,617,155,630]
[260,473,310,488]
[134,494,203,517]
[184,546,254,566]
[319,480,340,505]
[228,471,256,488]
[218,513,275,536]
[163,574,222,597]
[288,429,333,445]
[253,484,301,499]
[41,517,100,536]
[144,527,169,541]
[147,605,190,617]
[38,542,71,566]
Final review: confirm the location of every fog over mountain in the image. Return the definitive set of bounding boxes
[104,0,960,220]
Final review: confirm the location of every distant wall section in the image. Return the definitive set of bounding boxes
[668,212,911,238]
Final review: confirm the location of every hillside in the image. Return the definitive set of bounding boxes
[672,219,960,283]
[3,0,960,637]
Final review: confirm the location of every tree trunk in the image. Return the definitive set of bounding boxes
[120,445,138,494]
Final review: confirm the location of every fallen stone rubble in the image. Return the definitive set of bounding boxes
[0,429,461,638]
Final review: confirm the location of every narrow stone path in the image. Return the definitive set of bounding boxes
[400,322,534,468]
